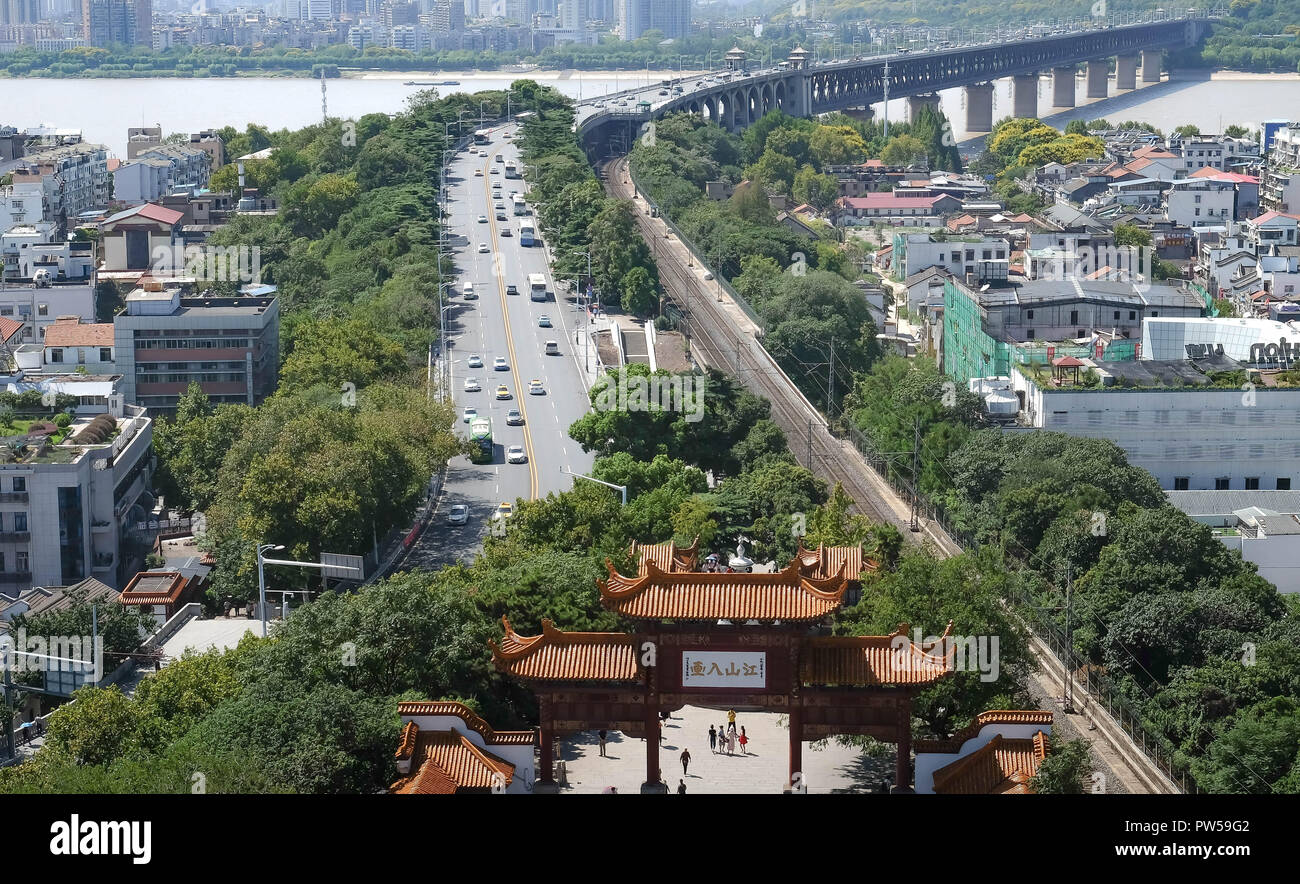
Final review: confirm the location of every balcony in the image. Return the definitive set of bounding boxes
[92,552,114,569]
[0,531,30,543]
[92,519,113,532]
[0,491,28,503]
[0,571,32,583]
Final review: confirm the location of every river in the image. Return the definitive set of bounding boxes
[5,69,1298,157]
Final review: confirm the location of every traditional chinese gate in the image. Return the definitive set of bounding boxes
[491,541,954,793]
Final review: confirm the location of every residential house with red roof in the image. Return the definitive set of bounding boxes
[99,203,184,274]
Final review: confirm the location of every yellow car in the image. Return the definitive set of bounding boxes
[495,385,511,400]
[493,502,513,521]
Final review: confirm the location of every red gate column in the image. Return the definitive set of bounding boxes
[644,692,661,792]
[788,702,803,792]
[538,697,554,787]
[894,695,913,793]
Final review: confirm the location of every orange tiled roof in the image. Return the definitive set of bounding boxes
[396,700,535,745]
[632,537,699,574]
[490,617,640,682]
[931,731,1049,794]
[118,571,187,606]
[915,709,1054,753]
[43,319,115,348]
[800,623,956,687]
[390,726,516,795]
[0,316,23,344]
[598,558,847,622]
[794,540,877,583]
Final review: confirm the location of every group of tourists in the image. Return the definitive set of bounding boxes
[708,709,749,756]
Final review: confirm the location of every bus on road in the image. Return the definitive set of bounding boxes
[474,129,491,145]
[504,160,520,178]
[528,273,547,301]
[519,223,535,246]
[513,194,528,215]
[469,417,493,463]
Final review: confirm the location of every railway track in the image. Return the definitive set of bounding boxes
[603,156,959,554]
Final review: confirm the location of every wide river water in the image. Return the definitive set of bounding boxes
[5,69,1297,157]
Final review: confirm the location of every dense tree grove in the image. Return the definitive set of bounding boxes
[848,347,1300,791]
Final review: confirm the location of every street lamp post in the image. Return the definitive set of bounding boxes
[560,467,627,505]
[256,543,284,638]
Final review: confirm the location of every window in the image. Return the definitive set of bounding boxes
[1151,311,1158,317]
[14,513,27,533]
[1129,311,1136,320]
[1027,329,1035,339]
[15,551,26,572]
[37,304,47,316]
[1114,311,1120,320]
[1215,477,1230,490]
[100,348,112,361]
[1279,478,1292,490]
[1246,477,1261,490]
[1070,310,1079,324]
[1026,310,1034,319]
[48,348,62,363]
[1174,477,1190,490]
[13,477,24,492]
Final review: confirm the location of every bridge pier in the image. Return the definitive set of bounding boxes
[1086,61,1109,99]
[964,83,995,134]
[1051,66,1076,108]
[1116,54,1138,90]
[1012,74,1038,119]
[906,93,941,125]
[1141,49,1162,84]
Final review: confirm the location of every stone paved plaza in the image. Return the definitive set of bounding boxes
[555,704,894,794]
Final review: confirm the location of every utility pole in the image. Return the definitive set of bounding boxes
[882,57,890,140]
[1064,564,1075,713]
[827,337,835,419]
[909,416,921,532]
[807,417,813,469]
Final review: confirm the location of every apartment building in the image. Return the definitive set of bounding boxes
[112,285,279,412]
[0,282,96,343]
[7,143,110,231]
[1262,123,1300,214]
[1166,177,1235,229]
[0,399,153,592]
[888,231,1010,283]
[0,225,95,282]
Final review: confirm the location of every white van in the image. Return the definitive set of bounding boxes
[544,341,560,356]
[462,281,476,299]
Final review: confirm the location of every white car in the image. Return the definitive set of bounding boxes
[703,271,714,280]
[506,445,527,464]
[493,356,509,371]
[464,377,481,392]
[467,354,483,368]
[474,169,483,177]
[501,228,513,237]
[528,379,545,395]
[446,504,469,525]
[477,214,487,223]
[463,406,477,423]
[478,243,489,253]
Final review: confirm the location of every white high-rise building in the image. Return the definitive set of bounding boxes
[558,0,581,29]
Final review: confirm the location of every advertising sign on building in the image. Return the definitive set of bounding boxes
[681,651,766,689]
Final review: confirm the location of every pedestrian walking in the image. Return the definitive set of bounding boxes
[598,728,608,757]
[678,779,687,795]
[680,747,691,776]
[728,730,737,755]
[708,725,717,753]
[727,708,737,734]
[738,727,749,755]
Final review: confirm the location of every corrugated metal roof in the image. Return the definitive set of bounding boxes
[1166,489,1300,518]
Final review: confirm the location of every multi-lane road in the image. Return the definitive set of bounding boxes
[402,122,596,568]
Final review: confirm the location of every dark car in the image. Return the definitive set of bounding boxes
[506,284,518,295]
